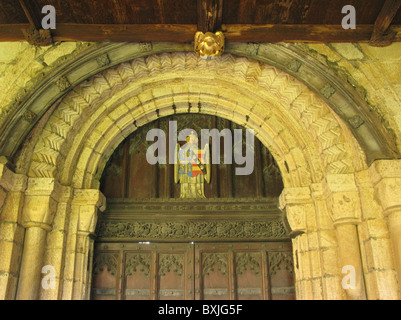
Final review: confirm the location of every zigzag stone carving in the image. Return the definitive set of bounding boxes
[29,52,356,180]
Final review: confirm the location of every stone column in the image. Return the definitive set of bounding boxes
[0,157,12,210]
[309,182,345,300]
[280,187,317,300]
[325,174,366,300]
[16,178,59,300]
[371,160,401,291]
[355,169,400,299]
[70,189,106,300]
[39,186,73,300]
[0,157,27,300]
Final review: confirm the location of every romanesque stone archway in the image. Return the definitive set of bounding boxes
[21,52,364,300]
[1,43,398,165]
[25,52,366,186]
[0,48,400,300]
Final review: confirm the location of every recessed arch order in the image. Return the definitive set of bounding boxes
[3,43,401,302]
[17,50,369,191]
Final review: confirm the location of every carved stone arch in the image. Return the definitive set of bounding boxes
[1,44,399,301]
[23,52,367,193]
[3,43,398,175]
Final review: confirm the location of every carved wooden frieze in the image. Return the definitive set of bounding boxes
[96,218,288,241]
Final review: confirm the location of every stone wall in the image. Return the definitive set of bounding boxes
[296,42,401,151]
[0,42,96,127]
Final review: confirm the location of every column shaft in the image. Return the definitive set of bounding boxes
[72,232,90,300]
[334,223,366,300]
[387,210,401,284]
[16,227,48,300]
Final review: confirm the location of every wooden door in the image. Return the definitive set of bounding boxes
[91,242,194,300]
[194,242,294,300]
[91,242,294,300]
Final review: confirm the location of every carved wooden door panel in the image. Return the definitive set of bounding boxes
[91,242,294,300]
[91,242,194,300]
[195,242,294,300]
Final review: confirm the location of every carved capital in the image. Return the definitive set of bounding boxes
[282,205,312,235]
[325,174,361,225]
[374,178,401,215]
[0,157,13,192]
[0,157,28,193]
[25,178,58,197]
[369,159,401,182]
[22,178,61,229]
[77,205,98,234]
[72,189,106,211]
[72,189,106,235]
[327,192,361,226]
[279,187,312,208]
[23,195,57,230]
[369,160,401,215]
[279,187,312,234]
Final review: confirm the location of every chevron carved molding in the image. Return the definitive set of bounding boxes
[29,52,361,186]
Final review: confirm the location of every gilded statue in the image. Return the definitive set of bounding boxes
[174,131,211,198]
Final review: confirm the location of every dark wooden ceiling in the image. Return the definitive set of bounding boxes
[0,0,400,45]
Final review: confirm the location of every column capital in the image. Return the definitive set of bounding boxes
[72,189,106,235]
[279,187,312,208]
[0,157,28,192]
[369,160,401,215]
[369,159,401,183]
[326,192,361,226]
[72,189,106,211]
[25,178,59,197]
[324,174,361,225]
[22,178,61,230]
[279,187,312,235]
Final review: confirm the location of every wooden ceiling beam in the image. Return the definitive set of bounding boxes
[197,0,223,33]
[18,0,53,46]
[370,0,401,46]
[18,0,42,30]
[223,24,401,43]
[0,23,401,44]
